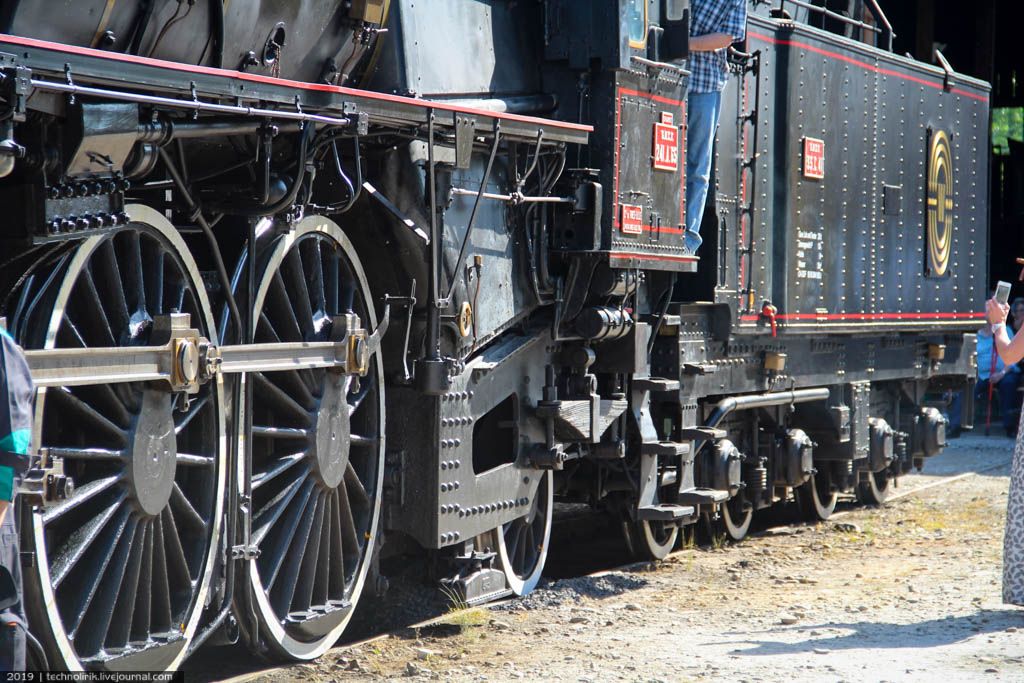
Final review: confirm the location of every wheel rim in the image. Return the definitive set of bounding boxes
[495,470,552,596]
[639,520,678,560]
[240,216,384,660]
[720,497,752,541]
[7,205,225,670]
[858,470,890,506]
[799,471,838,521]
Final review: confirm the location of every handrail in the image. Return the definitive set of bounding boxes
[774,0,894,52]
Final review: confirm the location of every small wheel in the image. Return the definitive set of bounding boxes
[718,497,753,542]
[797,471,838,521]
[856,470,890,506]
[622,519,678,561]
[494,471,552,596]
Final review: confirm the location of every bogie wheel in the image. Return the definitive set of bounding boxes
[716,496,753,542]
[234,216,384,661]
[796,469,838,521]
[856,470,890,506]
[5,205,225,670]
[493,470,553,596]
[622,519,678,561]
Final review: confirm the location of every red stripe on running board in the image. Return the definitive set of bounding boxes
[617,87,685,108]
[739,312,986,322]
[747,31,989,103]
[0,33,594,133]
[609,252,697,263]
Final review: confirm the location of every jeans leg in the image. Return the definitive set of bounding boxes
[685,90,723,253]
[999,374,1021,433]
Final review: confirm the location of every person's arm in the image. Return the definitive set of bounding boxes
[689,32,735,52]
[986,298,1024,365]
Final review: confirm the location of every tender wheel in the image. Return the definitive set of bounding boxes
[717,496,753,542]
[235,216,385,661]
[797,470,838,521]
[494,470,552,596]
[856,470,890,506]
[4,205,225,670]
[622,519,678,561]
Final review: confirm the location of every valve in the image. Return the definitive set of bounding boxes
[760,301,778,338]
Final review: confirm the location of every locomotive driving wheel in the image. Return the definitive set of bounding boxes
[493,470,552,596]
[5,205,225,670]
[234,216,384,661]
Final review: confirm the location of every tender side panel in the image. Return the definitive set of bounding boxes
[730,18,988,335]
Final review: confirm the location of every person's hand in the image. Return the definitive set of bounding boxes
[987,298,1010,325]
[0,500,8,528]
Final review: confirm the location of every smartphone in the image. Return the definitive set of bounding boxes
[996,280,1012,306]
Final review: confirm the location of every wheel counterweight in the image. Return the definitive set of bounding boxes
[6,205,225,671]
[235,216,385,661]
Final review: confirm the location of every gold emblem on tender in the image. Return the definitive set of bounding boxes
[926,130,954,277]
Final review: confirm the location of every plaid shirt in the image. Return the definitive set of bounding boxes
[688,0,747,93]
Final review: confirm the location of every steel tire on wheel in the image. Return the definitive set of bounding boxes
[856,470,890,506]
[622,519,678,561]
[718,496,753,542]
[797,470,838,521]
[494,470,552,596]
[234,216,385,661]
[4,205,226,670]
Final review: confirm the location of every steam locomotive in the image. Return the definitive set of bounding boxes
[0,0,985,671]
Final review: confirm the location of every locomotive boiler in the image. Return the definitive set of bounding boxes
[0,0,984,671]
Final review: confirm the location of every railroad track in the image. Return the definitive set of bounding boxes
[209,458,1013,683]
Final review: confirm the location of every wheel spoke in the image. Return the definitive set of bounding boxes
[271,488,321,614]
[261,478,317,588]
[344,462,370,508]
[324,249,339,314]
[252,373,313,425]
[337,482,360,561]
[268,271,305,343]
[347,376,374,417]
[150,517,174,634]
[176,453,215,468]
[46,447,125,463]
[170,482,207,531]
[327,490,346,596]
[289,491,327,614]
[161,506,193,587]
[349,434,379,449]
[106,520,147,649]
[304,239,327,320]
[252,426,310,441]
[174,392,211,435]
[48,388,128,447]
[74,514,138,654]
[73,264,117,347]
[50,492,128,587]
[61,503,131,636]
[252,452,305,490]
[42,475,123,525]
[252,471,310,545]
[284,247,315,338]
[131,521,153,642]
[95,240,130,338]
